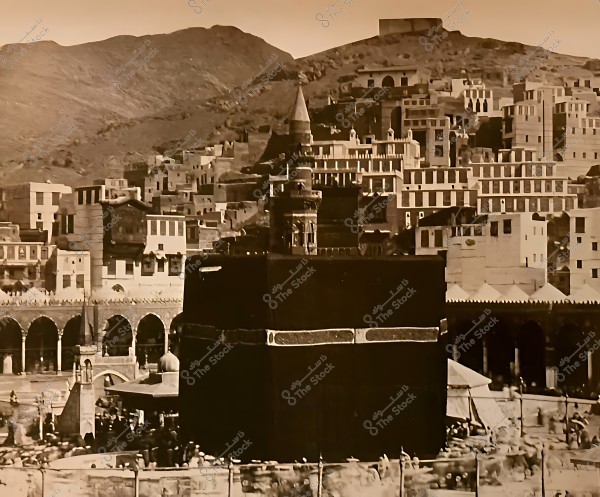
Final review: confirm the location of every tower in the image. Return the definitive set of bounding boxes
[269,167,321,255]
[57,299,96,439]
[289,85,312,149]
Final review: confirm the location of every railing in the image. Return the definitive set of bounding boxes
[1,447,598,497]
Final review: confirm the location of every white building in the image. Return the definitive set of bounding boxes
[0,182,72,244]
[470,148,577,215]
[569,207,600,294]
[445,212,547,294]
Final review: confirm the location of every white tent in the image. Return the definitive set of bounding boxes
[447,359,507,430]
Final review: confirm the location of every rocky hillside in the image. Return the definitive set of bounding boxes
[0,22,598,185]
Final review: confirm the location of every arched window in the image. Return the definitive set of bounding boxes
[381,76,395,88]
[483,99,488,112]
[476,100,481,113]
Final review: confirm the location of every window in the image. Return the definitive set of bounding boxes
[593,242,598,251]
[178,222,184,237]
[52,192,60,205]
[425,171,433,184]
[157,259,165,272]
[35,192,44,205]
[421,230,430,248]
[577,260,583,269]
[151,221,157,235]
[443,191,451,206]
[367,79,375,88]
[126,261,134,275]
[160,221,166,236]
[524,181,531,193]
[169,221,175,236]
[575,217,586,233]
[107,259,116,275]
[503,220,512,234]
[435,130,444,141]
[76,274,85,288]
[428,191,436,206]
[169,256,182,276]
[158,243,164,251]
[490,221,498,237]
[593,269,599,279]
[63,275,71,288]
[555,181,563,193]
[434,230,443,248]
[78,190,84,204]
[448,170,456,183]
[415,191,424,207]
[513,181,520,193]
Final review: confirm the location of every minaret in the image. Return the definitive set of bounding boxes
[58,298,96,440]
[79,294,94,346]
[289,84,312,149]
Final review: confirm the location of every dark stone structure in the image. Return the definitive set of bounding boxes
[179,254,447,462]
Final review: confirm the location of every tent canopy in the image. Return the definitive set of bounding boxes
[448,359,491,388]
[447,360,508,430]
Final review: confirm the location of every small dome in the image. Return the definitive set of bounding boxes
[158,351,180,373]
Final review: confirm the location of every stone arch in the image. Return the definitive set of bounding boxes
[62,316,81,371]
[381,75,395,88]
[556,322,590,394]
[169,313,184,356]
[26,316,59,373]
[92,369,129,383]
[102,315,133,357]
[0,317,23,374]
[485,319,514,387]
[453,319,484,374]
[517,320,546,391]
[136,314,166,365]
[553,152,564,162]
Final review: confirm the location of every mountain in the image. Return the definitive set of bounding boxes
[0,21,598,186]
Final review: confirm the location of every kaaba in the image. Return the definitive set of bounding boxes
[179,254,447,462]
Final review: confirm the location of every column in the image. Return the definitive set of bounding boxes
[514,346,520,378]
[21,335,26,375]
[131,328,136,357]
[57,334,62,372]
[164,329,170,354]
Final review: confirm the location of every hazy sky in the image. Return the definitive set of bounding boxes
[1,0,598,60]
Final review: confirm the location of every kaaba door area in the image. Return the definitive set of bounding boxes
[179,255,447,462]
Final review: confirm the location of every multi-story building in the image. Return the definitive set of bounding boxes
[470,148,577,215]
[59,179,185,297]
[569,208,600,294]
[445,212,548,294]
[553,99,600,177]
[0,182,72,244]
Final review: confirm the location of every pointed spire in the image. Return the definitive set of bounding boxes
[290,84,310,124]
[79,292,93,345]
